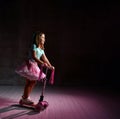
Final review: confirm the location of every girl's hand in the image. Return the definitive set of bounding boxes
[41,62,48,67]
[44,63,49,67]
[43,63,55,70]
[50,66,55,70]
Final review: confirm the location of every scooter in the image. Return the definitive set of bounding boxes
[19,67,49,112]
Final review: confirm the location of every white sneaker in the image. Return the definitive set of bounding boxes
[20,98,34,105]
[28,96,31,100]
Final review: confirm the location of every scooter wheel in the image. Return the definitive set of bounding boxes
[34,104,41,112]
[42,101,49,108]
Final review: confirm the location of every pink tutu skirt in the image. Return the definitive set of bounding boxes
[15,60,46,81]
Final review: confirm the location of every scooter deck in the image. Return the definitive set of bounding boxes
[19,100,49,112]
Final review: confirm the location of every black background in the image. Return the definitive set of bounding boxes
[0,0,120,88]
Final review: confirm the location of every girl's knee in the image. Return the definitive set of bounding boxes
[25,79,36,86]
[30,80,37,86]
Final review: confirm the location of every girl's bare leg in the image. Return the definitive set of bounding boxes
[22,79,36,99]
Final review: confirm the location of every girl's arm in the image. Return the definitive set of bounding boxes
[41,54,52,67]
[32,51,44,65]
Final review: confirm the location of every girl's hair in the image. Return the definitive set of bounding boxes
[33,31,45,50]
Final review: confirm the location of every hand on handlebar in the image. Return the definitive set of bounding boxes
[42,63,55,70]
[44,63,48,67]
[49,66,55,70]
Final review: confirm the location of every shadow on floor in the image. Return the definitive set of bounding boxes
[0,97,42,119]
[0,105,41,119]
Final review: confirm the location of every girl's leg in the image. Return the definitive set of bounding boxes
[22,79,37,99]
[28,80,37,96]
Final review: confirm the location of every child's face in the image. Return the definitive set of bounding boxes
[39,34,45,45]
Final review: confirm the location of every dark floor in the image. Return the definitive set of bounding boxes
[0,85,120,119]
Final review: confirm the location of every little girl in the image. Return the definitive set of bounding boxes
[16,32,54,105]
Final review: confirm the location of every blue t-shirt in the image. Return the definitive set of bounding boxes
[28,44,44,60]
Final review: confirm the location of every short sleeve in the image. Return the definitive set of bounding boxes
[32,44,37,51]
